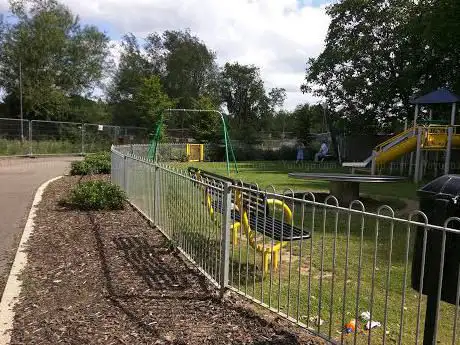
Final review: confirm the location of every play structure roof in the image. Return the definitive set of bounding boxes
[410,88,460,105]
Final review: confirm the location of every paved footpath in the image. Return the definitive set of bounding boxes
[0,157,81,295]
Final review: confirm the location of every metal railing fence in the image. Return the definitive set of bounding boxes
[111,145,460,345]
[0,118,148,156]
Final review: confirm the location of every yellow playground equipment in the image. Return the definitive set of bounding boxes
[186,144,204,162]
[343,88,460,182]
[191,167,311,275]
[371,125,460,166]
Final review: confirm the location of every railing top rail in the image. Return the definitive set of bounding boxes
[0,117,28,121]
[31,119,82,125]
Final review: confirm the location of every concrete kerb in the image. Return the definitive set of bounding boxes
[0,176,63,345]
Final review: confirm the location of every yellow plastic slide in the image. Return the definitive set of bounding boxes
[375,127,460,165]
[375,135,417,165]
[344,126,460,168]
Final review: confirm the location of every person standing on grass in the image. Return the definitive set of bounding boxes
[296,142,305,164]
[315,140,329,162]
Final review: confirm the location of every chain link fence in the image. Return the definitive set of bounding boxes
[0,118,30,155]
[0,118,149,156]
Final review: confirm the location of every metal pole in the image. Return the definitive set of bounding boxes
[154,165,160,225]
[28,120,32,156]
[445,127,453,175]
[445,103,456,175]
[414,104,419,132]
[19,60,24,142]
[219,182,232,295]
[400,118,408,176]
[123,155,127,191]
[371,150,377,175]
[81,124,85,155]
[414,127,422,183]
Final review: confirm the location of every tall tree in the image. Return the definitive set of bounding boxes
[301,0,419,133]
[133,75,174,131]
[220,62,285,142]
[412,0,460,94]
[108,33,152,126]
[189,95,221,143]
[110,29,220,130]
[144,30,220,112]
[0,0,110,120]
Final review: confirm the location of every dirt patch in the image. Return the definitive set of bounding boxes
[9,175,326,345]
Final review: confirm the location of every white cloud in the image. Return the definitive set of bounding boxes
[0,1,7,13]
[1,0,331,110]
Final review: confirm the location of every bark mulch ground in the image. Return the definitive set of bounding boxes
[9,175,326,345]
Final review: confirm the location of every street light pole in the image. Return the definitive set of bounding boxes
[19,60,24,142]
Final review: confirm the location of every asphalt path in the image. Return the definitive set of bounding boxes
[0,157,80,295]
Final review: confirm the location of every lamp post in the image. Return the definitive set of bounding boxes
[19,60,24,142]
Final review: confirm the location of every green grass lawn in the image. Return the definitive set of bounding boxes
[158,160,458,345]
[170,160,424,201]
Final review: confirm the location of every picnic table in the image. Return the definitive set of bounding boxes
[288,173,406,205]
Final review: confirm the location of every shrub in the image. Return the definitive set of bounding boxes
[66,180,126,210]
[70,151,111,175]
[70,161,91,175]
[85,152,111,174]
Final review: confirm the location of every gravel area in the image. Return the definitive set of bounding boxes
[9,175,326,345]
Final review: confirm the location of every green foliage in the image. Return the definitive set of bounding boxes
[221,62,286,143]
[0,0,110,120]
[146,29,221,110]
[134,75,174,132]
[189,96,221,143]
[109,30,219,130]
[70,152,111,175]
[66,180,126,211]
[70,161,91,176]
[302,0,460,134]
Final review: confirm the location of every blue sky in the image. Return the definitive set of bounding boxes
[0,0,332,109]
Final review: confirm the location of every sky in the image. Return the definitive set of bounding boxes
[0,0,333,110]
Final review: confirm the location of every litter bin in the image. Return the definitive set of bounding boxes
[412,174,460,303]
[411,175,460,344]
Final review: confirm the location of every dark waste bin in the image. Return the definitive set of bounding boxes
[412,175,460,344]
[411,174,460,305]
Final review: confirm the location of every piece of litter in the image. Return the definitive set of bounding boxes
[360,311,371,322]
[366,321,381,330]
[344,319,356,334]
[309,316,324,326]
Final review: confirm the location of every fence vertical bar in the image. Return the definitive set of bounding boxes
[81,124,85,155]
[154,165,160,225]
[29,120,33,156]
[220,181,232,294]
[122,155,127,192]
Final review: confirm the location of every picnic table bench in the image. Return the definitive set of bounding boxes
[188,167,311,273]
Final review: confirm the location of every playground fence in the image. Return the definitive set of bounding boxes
[111,145,460,345]
[0,118,149,156]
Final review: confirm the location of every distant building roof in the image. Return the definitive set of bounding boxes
[410,88,460,105]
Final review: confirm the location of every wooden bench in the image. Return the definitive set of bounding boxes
[188,167,311,274]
